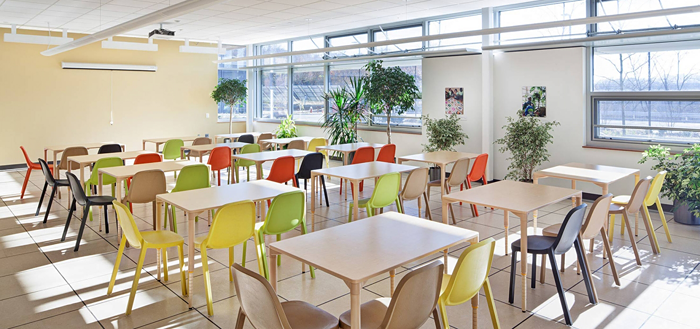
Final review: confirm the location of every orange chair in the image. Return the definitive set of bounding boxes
[208,146,232,186]
[20,146,52,199]
[265,156,298,207]
[340,146,375,195]
[376,144,396,163]
[462,153,489,216]
[127,153,163,211]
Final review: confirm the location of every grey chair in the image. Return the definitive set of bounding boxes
[238,134,255,144]
[64,172,115,251]
[36,158,69,223]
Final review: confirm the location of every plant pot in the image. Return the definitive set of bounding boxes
[673,200,700,225]
[429,166,441,181]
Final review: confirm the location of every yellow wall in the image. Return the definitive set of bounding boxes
[0,28,245,166]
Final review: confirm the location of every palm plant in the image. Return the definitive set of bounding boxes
[322,77,368,157]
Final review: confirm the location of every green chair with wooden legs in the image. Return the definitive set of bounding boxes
[85,157,123,227]
[162,139,184,179]
[347,172,402,222]
[234,144,260,183]
[197,200,256,316]
[254,190,315,280]
[108,201,187,315]
[164,164,212,233]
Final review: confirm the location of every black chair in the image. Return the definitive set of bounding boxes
[509,204,596,325]
[237,134,254,144]
[295,152,329,207]
[36,159,69,223]
[97,144,122,154]
[64,172,115,251]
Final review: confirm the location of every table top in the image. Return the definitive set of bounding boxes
[67,150,154,165]
[142,136,201,144]
[398,151,480,165]
[533,162,640,184]
[442,180,581,214]
[97,160,201,180]
[269,212,479,283]
[312,162,417,180]
[157,180,300,213]
[45,142,122,152]
[260,136,317,144]
[316,142,386,153]
[232,149,312,162]
[181,142,249,152]
[215,132,269,138]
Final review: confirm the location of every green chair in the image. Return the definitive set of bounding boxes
[253,190,315,280]
[164,164,211,233]
[347,172,402,222]
[85,157,123,223]
[163,139,184,179]
[234,144,260,183]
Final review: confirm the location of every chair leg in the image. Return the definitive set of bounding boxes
[43,186,57,223]
[20,168,31,199]
[241,241,248,268]
[178,244,187,296]
[299,218,316,278]
[508,250,517,304]
[608,214,616,242]
[600,227,621,286]
[107,236,127,295]
[483,277,501,329]
[36,182,48,216]
[162,247,169,281]
[229,246,235,281]
[104,205,109,234]
[74,205,90,252]
[574,238,598,304]
[62,199,76,242]
[320,176,329,207]
[126,246,148,315]
[202,247,214,316]
[656,198,672,243]
[642,207,661,254]
[433,305,445,329]
[254,231,268,279]
[448,203,456,224]
[622,211,643,265]
[561,253,566,273]
[531,254,537,288]
[235,308,247,329]
[549,252,572,325]
[424,193,433,221]
[540,254,547,284]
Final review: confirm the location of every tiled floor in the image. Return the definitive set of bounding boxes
[1,161,699,329]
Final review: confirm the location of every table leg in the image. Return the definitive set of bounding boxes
[115,178,123,240]
[79,163,85,214]
[187,211,196,308]
[311,173,316,232]
[180,149,185,160]
[347,281,362,329]
[256,162,263,180]
[343,152,348,201]
[634,174,640,236]
[472,292,479,329]
[352,179,360,222]
[571,180,577,208]
[504,210,510,255]
[532,177,538,230]
[98,173,104,232]
[142,141,146,150]
[518,212,529,312]
[440,164,446,197]
[390,269,395,296]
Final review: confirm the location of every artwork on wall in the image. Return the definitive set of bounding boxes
[445,87,464,115]
[522,86,547,117]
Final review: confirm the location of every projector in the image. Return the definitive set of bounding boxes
[148,28,175,38]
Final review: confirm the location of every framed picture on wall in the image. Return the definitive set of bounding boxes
[522,86,546,117]
[445,87,464,114]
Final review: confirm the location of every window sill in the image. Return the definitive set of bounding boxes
[583,144,681,155]
[217,120,247,123]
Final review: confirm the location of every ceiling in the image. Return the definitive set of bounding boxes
[0,0,526,45]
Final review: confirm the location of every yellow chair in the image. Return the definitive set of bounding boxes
[196,200,256,316]
[609,171,670,249]
[108,201,187,315]
[307,138,329,168]
[438,238,500,329]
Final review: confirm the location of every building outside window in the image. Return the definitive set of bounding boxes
[428,15,482,51]
[498,0,587,44]
[260,68,289,120]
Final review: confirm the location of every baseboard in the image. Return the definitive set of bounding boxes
[0,161,57,171]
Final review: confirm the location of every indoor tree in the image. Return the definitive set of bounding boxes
[422,113,468,152]
[322,77,368,147]
[363,60,421,144]
[211,78,247,134]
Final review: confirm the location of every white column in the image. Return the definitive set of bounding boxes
[246,44,255,132]
[481,7,495,180]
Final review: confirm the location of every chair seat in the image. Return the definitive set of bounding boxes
[283,300,340,329]
[511,236,557,254]
[339,298,390,329]
[141,231,184,247]
[349,198,370,208]
[609,204,625,213]
[54,179,69,187]
[87,195,116,206]
[427,179,442,187]
[194,235,206,247]
[612,195,631,205]
[542,224,560,237]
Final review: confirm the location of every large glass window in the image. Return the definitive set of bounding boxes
[292,37,324,62]
[498,0,587,44]
[596,0,700,33]
[373,26,423,54]
[327,33,368,58]
[260,42,288,65]
[428,15,482,51]
[217,47,247,122]
[292,67,325,123]
[260,69,289,120]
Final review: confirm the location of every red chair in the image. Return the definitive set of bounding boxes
[128,153,163,211]
[20,146,52,199]
[376,144,396,163]
[340,146,375,195]
[462,153,489,216]
[266,156,298,206]
[208,146,232,186]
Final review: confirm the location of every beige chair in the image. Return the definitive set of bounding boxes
[400,168,432,221]
[287,139,305,150]
[187,137,212,160]
[338,261,444,329]
[123,170,167,230]
[428,158,472,224]
[610,178,656,263]
[232,263,339,329]
[59,146,88,172]
[259,133,274,151]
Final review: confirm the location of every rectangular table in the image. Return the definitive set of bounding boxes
[180,142,249,162]
[214,132,270,142]
[442,180,581,312]
[259,136,317,150]
[67,150,155,186]
[156,180,301,309]
[44,142,124,180]
[315,143,386,196]
[398,151,480,196]
[310,162,417,223]
[231,149,312,180]
[142,136,200,152]
[268,212,479,329]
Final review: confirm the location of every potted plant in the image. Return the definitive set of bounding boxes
[210,78,247,134]
[639,144,700,225]
[322,77,368,162]
[495,111,560,182]
[275,115,299,139]
[363,60,421,144]
[422,113,468,180]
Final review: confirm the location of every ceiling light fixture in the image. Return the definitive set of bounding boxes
[102,37,158,51]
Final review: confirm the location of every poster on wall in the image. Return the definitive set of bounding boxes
[445,87,464,115]
[522,86,547,117]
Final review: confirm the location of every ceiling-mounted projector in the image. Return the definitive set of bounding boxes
[149,28,175,38]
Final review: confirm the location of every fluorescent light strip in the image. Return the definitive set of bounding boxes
[62,62,157,72]
[102,37,158,52]
[4,25,73,46]
[179,39,224,54]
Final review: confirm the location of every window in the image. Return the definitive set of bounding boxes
[292,37,324,62]
[498,0,587,44]
[373,26,422,54]
[327,33,368,58]
[428,15,482,51]
[260,69,289,120]
[292,67,325,123]
[217,47,247,122]
[596,0,700,33]
[260,42,288,65]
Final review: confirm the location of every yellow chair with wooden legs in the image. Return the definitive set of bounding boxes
[108,201,187,315]
[438,238,500,329]
[196,200,256,316]
[307,138,329,168]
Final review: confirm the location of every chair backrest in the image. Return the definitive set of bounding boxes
[124,170,166,204]
[19,146,33,166]
[112,201,145,249]
[232,263,292,329]
[66,172,89,207]
[192,137,211,145]
[171,164,210,193]
[368,172,402,209]
[38,158,56,186]
[287,139,305,150]
[266,156,296,184]
[552,204,588,254]
[207,146,231,171]
[241,143,261,154]
[97,144,122,154]
[376,144,396,163]
[580,194,613,239]
[380,261,444,329]
[441,238,496,306]
[238,134,255,144]
[352,146,375,164]
[204,201,256,249]
[468,153,488,182]
[447,158,471,187]
[296,153,324,179]
[59,146,88,170]
[87,157,123,185]
[401,168,429,200]
[626,178,653,215]
[307,138,326,152]
[134,153,162,165]
[645,171,667,206]
[262,190,305,235]
[163,139,184,160]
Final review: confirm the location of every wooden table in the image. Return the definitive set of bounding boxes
[269,211,479,329]
[442,180,581,312]
[180,142,249,162]
[315,143,386,197]
[156,180,301,309]
[260,136,317,150]
[398,151,480,196]
[67,150,154,187]
[214,132,269,142]
[231,149,312,180]
[44,142,124,180]
[142,136,200,152]
[310,162,417,223]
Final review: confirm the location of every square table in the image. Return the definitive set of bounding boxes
[268,211,479,329]
[442,180,581,312]
[214,132,270,143]
[310,162,417,223]
[259,136,318,150]
[142,136,201,152]
[44,142,124,180]
[398,151,480,196]
[315,143,386,196]
[179,142,249,162]
[231,149,312,180]
[155,180,301,309]
[67,150,155,187]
